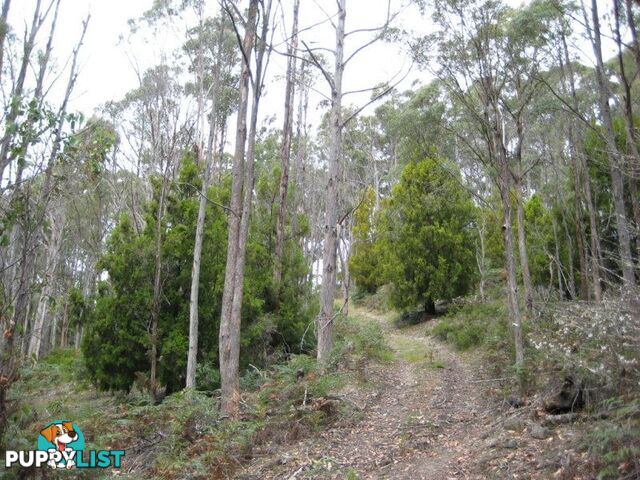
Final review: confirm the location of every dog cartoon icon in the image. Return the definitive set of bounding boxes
[40,422,78,469]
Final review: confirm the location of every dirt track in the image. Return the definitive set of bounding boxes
[239,308,497,479]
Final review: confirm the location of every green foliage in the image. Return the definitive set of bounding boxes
[433,300,508,351]
[349,187,383,294]
[523,194,554,286]
[83,151,313,393]
[333,315,393,364]
[378,158,477,312]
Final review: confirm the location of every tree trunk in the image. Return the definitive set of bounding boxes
[614,0,640,265]
[501,181,525,368]
[560,28,602,301]
[273,0,300,293]
[49,299,63,352]
[514,181,533,313]
[219,0,259,418]
[587,0,636,287]
[149,174,169,401]
[0,0,12,83]
[560,206,577,300]
[492,113,525,368]
[27,210,64,358]
[186,4,225,390]
[317,0,346,365]
[59,295,69,348]
[476,216,487,302]
[337,221,350,316]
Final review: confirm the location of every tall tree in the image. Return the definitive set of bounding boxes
[316,0,346,364]
[219,0,260,418]
[583,0,636,287]
[186,4,229,389]
[273,0,300,294]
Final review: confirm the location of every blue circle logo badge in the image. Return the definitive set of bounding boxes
[4,418,124,470]
[37,420,85,469]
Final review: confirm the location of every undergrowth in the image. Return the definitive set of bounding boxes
[1,312,390,479]
[429,285,640,480]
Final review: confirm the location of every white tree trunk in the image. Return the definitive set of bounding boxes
[219,0,259,418]
[317,0,346,365]
[27,210,65,358]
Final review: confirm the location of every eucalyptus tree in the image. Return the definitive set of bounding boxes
[218,0,264,419]
[0,2,89,437]
[273,0,300,294]
[582,0,636,287]
[296,0,401,364]
[423,0,562,368]
[186,4,239,389]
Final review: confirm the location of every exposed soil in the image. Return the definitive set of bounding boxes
[237,307,590,480]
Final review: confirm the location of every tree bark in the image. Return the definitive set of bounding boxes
[0,0,12,83]
[273,0,300,293]
[560,27,602,301]
[317,0,346,365]
[27,209,64,358]
[149,173,169,401]
[587,0,635,287]
[186,4,225,390]
[219,0,259,418]
[500,179,525,368]
[514,181,533,312]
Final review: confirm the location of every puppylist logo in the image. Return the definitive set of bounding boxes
[4,420,125,470]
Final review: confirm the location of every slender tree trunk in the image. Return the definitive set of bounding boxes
[273,0,300,292]
[49,300,61,351]
[27,210,64,358]
[74,326,83,349]
[0,0,12,83]
[500,180,524,368]
[614,0,640,265]
[149,174,169,401]
[317,0,346,365]
[491,114,525,367]
[60,296,69,348]
[560,28,602,300]
[219,0,258,418]
[337,221,350,315]
[587,0,635,287]
[0,0,44,180]
[551,217,563,294]
[476,217,487,302]
[514,181,533,312]
[186,5,225,390]
[560,206,577,300]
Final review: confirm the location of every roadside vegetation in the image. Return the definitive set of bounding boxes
[2,311,391,479]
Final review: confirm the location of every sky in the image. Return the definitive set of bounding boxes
[8,0,617,135]
[9,0,428,131]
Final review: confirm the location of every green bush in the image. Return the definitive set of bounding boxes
[432,300,508,351]
[334,316,393,363]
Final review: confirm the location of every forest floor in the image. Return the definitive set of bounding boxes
[2,305,604,479]
[238,307,587,480]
